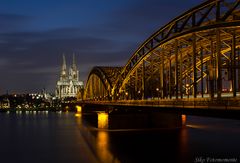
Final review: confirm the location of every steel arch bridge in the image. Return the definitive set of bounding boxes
[84,0,240,102]
[84,66,122,100]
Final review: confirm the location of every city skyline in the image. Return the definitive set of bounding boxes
[0,0,201,94]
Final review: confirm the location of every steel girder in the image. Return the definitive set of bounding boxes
[84,66,122,100]
[112,0,240,100]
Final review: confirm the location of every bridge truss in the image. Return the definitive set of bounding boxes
[84,66,122,100]
[84,0,240,101]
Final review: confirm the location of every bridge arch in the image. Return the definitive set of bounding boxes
[112,0,240,100]
[84,66,122,100]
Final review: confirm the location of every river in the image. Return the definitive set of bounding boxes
[0,111,239,163]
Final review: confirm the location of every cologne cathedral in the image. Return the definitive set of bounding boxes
[55,54,84,99]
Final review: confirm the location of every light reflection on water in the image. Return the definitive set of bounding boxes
[186,124,207,129]
[75,112,120,163]
[75,112,187,162]
[75,113,240,163]
[96,131,120,163]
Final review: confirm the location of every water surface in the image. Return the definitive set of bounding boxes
[0,111,239,163]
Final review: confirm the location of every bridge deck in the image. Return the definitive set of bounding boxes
[79,97,240,119]
[82,97,240,109]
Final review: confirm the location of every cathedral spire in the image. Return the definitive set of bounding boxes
[61,54,67,80]
[56,54,83,99]
[71,53,78,80]
[72,53,77,70]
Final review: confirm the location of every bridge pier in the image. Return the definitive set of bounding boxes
[107,112,183,129]
[81,105,184,129]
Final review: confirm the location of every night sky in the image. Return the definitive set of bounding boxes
[0,0,202,94]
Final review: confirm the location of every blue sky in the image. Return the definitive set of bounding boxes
[0,0,202,94]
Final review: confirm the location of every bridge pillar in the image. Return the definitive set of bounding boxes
[200,47,204,98]
[206,63,209,95]
[169,58,172,99]
[108,112,183,129]
[129,76,133,100]
[209,40,215,99]
[216,29,222,98]
[192,33,197,98]
[142,60,146,100]
[231,31,236,97]
[238,48,240,93]
[160,54,164,99]
[175,40,179,99]
[179,46,183,99]
[135,70,138,99]
[81,105,184,129]
[186,55,191,98]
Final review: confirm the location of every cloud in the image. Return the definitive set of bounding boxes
[95,0,201,42]
[0,27,134,93]
[0,0,204,94]
[0,58,9,67]
[0,13,32,33]
[0,13,30,22]
[18,67,59,75]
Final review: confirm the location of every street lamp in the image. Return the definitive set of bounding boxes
[137,90,141,100]
[156,88,160,100]
[186,84,189,98]
[125,92,128,100]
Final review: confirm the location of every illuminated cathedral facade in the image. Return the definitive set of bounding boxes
[56,54,84,99]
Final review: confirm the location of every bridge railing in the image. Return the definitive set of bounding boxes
[82,97,240,110]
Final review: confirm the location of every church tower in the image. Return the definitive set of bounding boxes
[56,53,84,99]
[60,54,67,81]
[69,53,79,81]
[72,53,79,81]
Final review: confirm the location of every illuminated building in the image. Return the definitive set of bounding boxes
[0,97,10,109]
[55,54,84,99]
